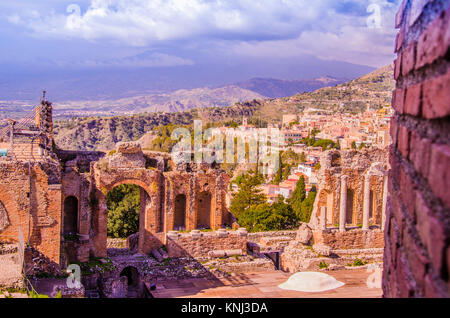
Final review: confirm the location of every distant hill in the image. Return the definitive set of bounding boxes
[53,65,394,151]
[53,101,261,151]
[234,76,347,98]
[53,85,265,118]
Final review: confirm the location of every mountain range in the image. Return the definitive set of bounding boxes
[50,76,347,118]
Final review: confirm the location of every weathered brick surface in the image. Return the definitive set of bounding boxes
[422,71,450,119]
[313,228,384,250]
[0,160,62,265]
[384,0,450,298]
[166,230,247,258]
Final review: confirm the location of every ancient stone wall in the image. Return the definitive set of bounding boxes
[310,149,389,231]
[384,0,450,297]
[0,159,62,264]
[166,229,248,258]
[313,228,384,250]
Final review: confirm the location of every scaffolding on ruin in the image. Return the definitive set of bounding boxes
[0,92,53,161]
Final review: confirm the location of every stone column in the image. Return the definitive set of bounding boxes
[381,175,388,231]
[320,206,327,231]
[339,175,348,232]
[362,174,371,230]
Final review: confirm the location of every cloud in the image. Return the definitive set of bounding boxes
[3,0,400,67]
[81,51,194,68]
[226,1,399,67]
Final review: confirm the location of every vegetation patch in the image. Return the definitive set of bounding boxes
[318,261,329,269]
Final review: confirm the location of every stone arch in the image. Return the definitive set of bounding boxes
[63,196,78,234]
[120,266,140,288]
[174,194,187,231]
[197,191,212,229]
[92,179,154,258]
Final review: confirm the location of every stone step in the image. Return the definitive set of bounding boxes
[259,236,293,247]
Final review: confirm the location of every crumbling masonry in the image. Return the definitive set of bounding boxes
[0,101,235,268]
[279,149,388,272]
[384,0,450,297]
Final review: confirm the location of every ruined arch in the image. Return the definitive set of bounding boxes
[174,194,187,231]
[92,179,154,258]
[120,266,140,288]
[197,191,212,229]
[63,196,78,234]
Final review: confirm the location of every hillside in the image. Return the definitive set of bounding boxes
[53,65,394,151]
[234,76,347,98]
[52,85,264,118]
[286,64,395,114]
[54,101,261,151]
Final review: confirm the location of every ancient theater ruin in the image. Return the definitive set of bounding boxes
[0,97,238,272]
[280,149,389,272]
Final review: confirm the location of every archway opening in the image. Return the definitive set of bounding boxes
[346,189,354,225]
[120,266,140,288]
[197,191,212,230]
[174,194,187,231]
[63,196,78,234]
[106,184,142,252]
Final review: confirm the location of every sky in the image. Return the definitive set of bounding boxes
[0,0,401,101]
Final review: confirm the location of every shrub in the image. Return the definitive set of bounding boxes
[318,261,329,269]
[352,258,367,267]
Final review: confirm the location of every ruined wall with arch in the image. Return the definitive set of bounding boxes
[0,141,233,267]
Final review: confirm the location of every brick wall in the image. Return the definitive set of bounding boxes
[384,0,450,297]
[314,228,384,250]
[166,229,248,258]
[0,160,62,265]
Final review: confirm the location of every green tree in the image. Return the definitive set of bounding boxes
[299,152,307,163]
[107,184,140,238]
[229,173,266,219]
[282,166,291,181]
[290,176,306,218]
[273,154,283,185]
[299,186,317,223]
[238,197,298,232]
[351,141,357,149]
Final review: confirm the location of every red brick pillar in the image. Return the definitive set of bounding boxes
[383,0,450,297]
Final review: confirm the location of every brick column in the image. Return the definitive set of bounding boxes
[383,0,450,298]
[339,175,347,232]
[362,174,371,230]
